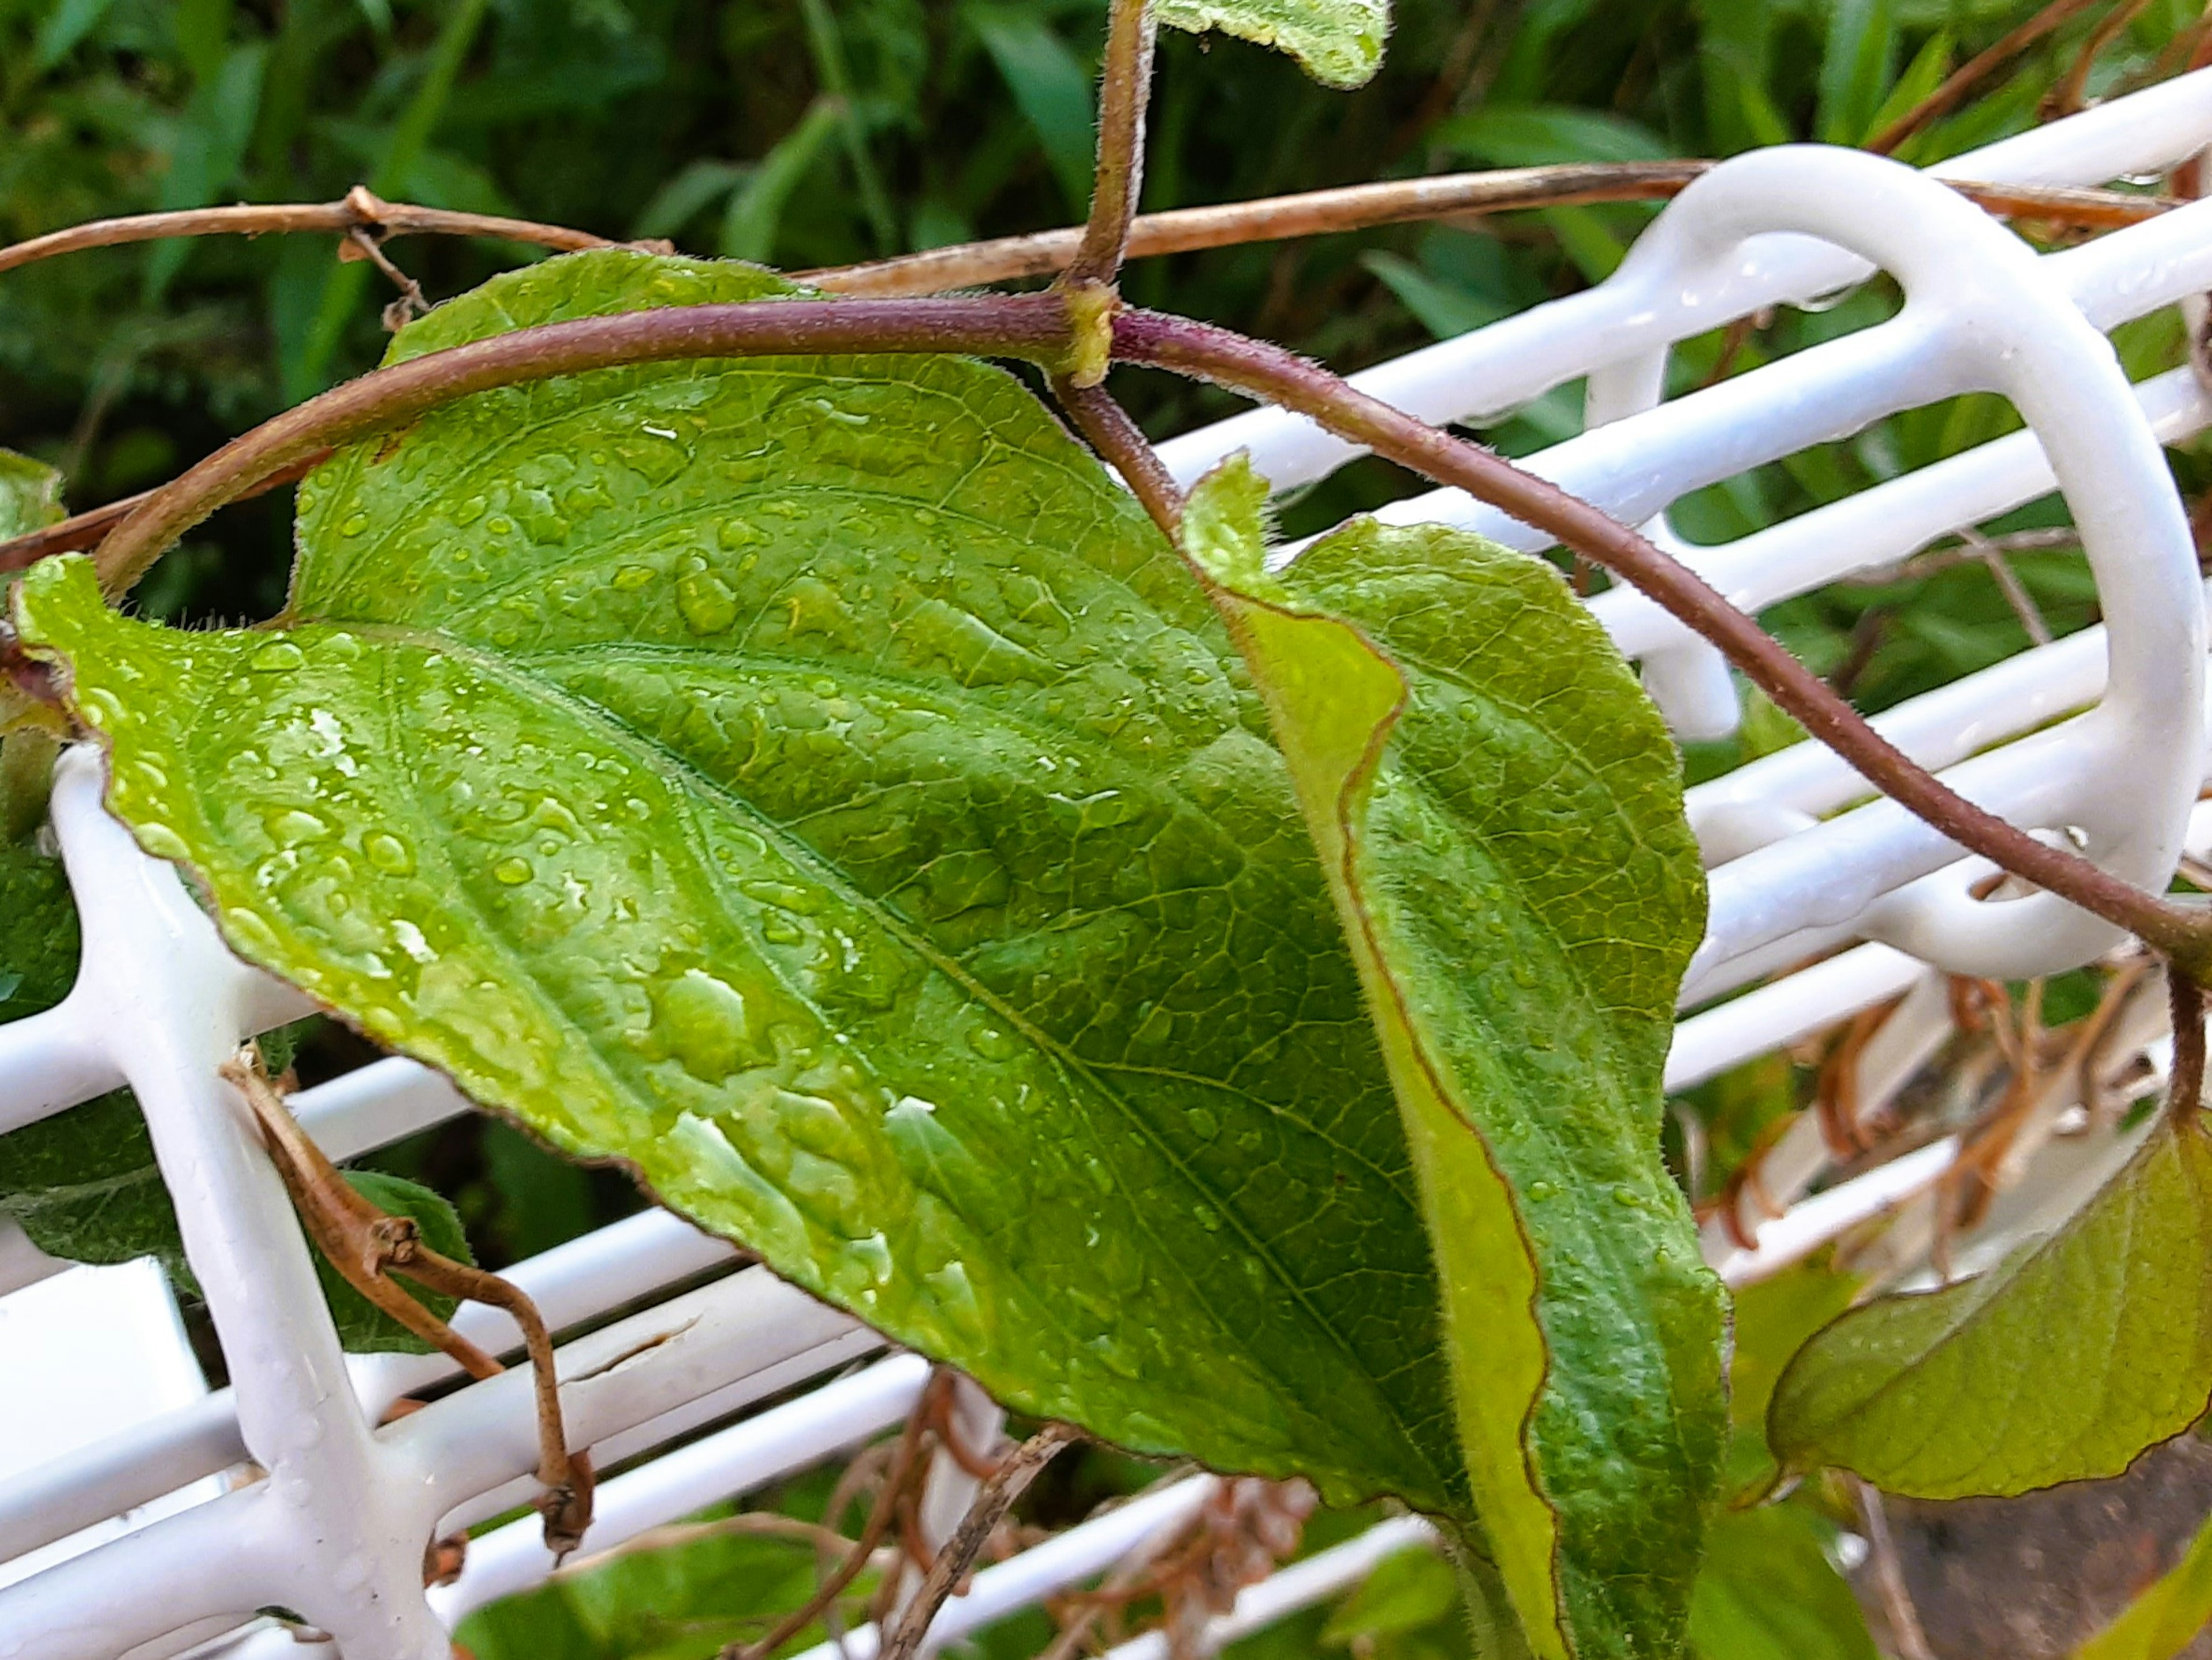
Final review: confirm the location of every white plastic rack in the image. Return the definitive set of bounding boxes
[9,67,2212,1660]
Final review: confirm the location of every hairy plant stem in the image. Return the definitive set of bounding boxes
[806,170,2168,296]
[38,290,2212,984]
[1104,305,2212,981]
[1066,0,1156,289]
[2172,972,2207,1121]
[1051,375,1184,534]
[0,451,330,577]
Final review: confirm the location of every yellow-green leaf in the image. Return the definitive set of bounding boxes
[1180,458,1726,1660]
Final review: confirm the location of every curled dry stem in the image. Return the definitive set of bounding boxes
[220,1048,593,1557]
[723,1377,939,1660]
[877,1421,1082,1660]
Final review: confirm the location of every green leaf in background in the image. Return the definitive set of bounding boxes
[721,99,846,263]
[1687,1504,1877,1660]
[1427,104,1672,167]
[459,1517,826,1660]
[1179,458,1726,1660]
[1771,1113,2212,1498]
[13,250,1472,1532]
[1724,1257,1860,1495]
[963,4,1099,214]
[1154,0,1389,90]
[0,448,65,543]
[1817,0,1900,145]
[143,41,270,301]
[1321,1543,1471,1660]
[2072,1500,2212,1660]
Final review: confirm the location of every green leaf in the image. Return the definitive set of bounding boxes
[721,99,845,263]
[459,1518,826,1660]
[1724,1258,1860,1496]
[1320,1544,1462,1648]
[13,249,1471,1533]
[1771,1114,2212,1499]
[1179,459,1726,1660]
[963,4,1099,213]
[1686,1504,1877,1660]
[1428,105,1671,167]
[2073,1500,2212,1660]
[1153,0,1388,90]
[0,449,66,542]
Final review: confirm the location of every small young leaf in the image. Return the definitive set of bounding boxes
[1180,458,1726,1660]
[0,448,65,541]
[1153,0,1388,90]
[1771,1115,2212,1499]
[13,250,1473,1531]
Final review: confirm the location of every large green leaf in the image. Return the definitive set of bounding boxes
[13,251,1465,1527]
[1770,1114,2212,1499]
[1179,460,1726,1659]
[1153,0,1388,89]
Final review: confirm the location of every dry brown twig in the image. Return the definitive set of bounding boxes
[220,1047,594,1557]
[802,169,2169,297]
[878,1421,1082,1660]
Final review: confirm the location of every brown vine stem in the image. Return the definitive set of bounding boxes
[43,293,2212,982]
[1105,305,2212,981]
[82,293,1074,599]
[876,1421,1081,1660]
[222,1048,594,1555]
[804,171,2169,297]
[2050,0,2160,116]
[0,186,651,278]
[1065,0,1156,291]
[1051,375,1184,535]
[1866,0,2106,155]
[2171,971,2206,1121]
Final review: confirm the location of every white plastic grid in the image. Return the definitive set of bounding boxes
[8,69,2212,1660]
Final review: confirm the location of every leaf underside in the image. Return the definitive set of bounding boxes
[1180,460,1725,1660]
[1152,0,1389,89]
[1770,1113,2212,1500]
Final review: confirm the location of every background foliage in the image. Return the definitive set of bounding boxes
[9,0,2212,1653]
